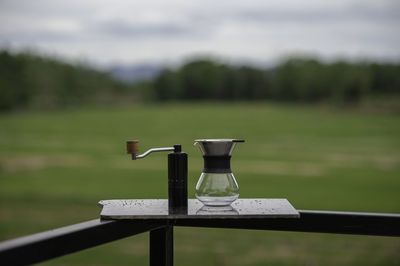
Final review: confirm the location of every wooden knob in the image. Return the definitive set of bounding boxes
[126,140,140,154]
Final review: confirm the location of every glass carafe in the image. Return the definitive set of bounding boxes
[194,139,244,206]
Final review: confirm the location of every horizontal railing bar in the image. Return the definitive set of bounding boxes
[0,219,165,265]
[174,210,400,237]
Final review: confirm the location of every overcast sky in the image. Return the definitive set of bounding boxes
[0,0,399,67]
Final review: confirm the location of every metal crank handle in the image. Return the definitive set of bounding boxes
[126,140,180,160]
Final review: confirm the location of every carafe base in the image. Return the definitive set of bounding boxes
[195,194,239,206]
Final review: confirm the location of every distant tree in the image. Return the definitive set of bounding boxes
[151,57,400,103]
[235,66,269,99]
[0,51,30,110]
[179,60,226,99]
[0,50,141,110]
[154,69,182,100]
[370,63,400,94]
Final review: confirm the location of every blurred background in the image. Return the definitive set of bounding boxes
[0,0,399,265]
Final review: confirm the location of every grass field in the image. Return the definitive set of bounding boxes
[0,102,400,265]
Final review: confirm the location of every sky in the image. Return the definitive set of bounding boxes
[0,0,399,67]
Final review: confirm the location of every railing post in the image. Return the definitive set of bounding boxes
[150,225,173,266]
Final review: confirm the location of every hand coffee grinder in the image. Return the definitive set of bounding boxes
[126,140,188,214]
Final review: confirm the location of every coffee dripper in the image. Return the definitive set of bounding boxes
[194,139,244,206]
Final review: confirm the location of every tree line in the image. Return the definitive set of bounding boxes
[0,50,141,110]
[154,58,400,103]
[1,50,399,111]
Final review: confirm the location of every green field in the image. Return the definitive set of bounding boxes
[1,102,400,265]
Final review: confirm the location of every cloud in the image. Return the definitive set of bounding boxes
[93,19,191,38]
[234,2,400,24]
[0,0,399,65]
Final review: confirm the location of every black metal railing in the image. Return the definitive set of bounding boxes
[0,209,399,266]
